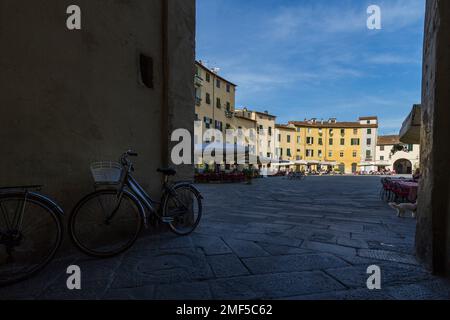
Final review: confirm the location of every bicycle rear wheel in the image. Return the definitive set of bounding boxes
[69,190,143,258]
[163,184,202,236]
[0,193,62,287]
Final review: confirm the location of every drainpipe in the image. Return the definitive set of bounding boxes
[161,0,169,168]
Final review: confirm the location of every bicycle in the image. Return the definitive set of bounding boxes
[69,150,203,258]
[0,186,63,287]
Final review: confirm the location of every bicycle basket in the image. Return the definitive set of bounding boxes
[90,161,123,184]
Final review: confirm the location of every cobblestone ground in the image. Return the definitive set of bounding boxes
[1,176,449,300]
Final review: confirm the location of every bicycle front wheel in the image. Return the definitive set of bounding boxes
[0,193,62,287]
[69,190,143,258]
[163,184,202,236]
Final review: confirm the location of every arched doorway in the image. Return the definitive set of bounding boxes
[351,163,358,173]
[394,159,412,174]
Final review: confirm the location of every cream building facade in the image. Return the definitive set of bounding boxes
[375,135,420,174]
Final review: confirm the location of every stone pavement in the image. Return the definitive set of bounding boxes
[1,176,449,300]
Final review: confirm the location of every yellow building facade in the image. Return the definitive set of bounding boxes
[288,119,378,174]
[194,61,379,174]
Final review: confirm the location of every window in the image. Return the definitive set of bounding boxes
[278,148,283,157]
[340,138,345,146]
[226,102,231,111]
[215,120,223,131]
[306,149,314,157]
[352,151,357,157]
[380,146,385,151]
[297,128,301,133]
[278,134,281,142]
[329,138,333,145]
[216,98,221,108]
[380,156,385,161]
[367,120,370,125]
[216,79,221,88]
[306,137,314,145]
[226,123,231,130]
[340,129,345,135]
[353,128,358,135]
[297,136,301,144]
[318,150,323,157]
[205,73,210,82]
[340,151,344,158]
[287,135,291,143]
[205,93,211,104]
[268,127,272,136]
[366,150,372,158]
[367,138,372,146]
[367,129,372,134]
[139,54,154,89]
[318,138,323,145]
[204,117,211,129]
[287,149,292,157]
[408,144,414,152]
[328,151,333,157]
[195,113,199,121]
[351,138,360,146]
[307,128,312,134]
[226,83,231,92]
[329,129,334,134]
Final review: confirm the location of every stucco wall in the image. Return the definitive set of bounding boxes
[416,0,450,276]
[0,0,195,243]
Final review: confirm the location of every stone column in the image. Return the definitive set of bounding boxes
[416,0,450,276]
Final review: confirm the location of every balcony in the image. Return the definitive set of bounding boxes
[194,75,203,87]
[195,97,202,106]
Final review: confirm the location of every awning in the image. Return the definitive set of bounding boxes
[374,161,392,167]
[358,162,376,167]
[307,160,320,165]
[320,161,337,166]
[271,161,295,167]
[294,160,308,165]
[400,104,421,144]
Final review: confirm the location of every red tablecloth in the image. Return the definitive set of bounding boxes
[397,181,419,202]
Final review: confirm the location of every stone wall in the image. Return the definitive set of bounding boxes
[416,0,450,276]
[0,0,195,246]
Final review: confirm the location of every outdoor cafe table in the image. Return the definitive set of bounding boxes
[397,180,419,202]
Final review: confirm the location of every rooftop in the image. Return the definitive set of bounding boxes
[378,135,401,146]
[196,61,237,87]
[289,120,378,129]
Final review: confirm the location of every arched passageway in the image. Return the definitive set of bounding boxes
[394,159,412,174]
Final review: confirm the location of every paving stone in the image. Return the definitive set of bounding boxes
[324,263,434,289]
[337,237,369,249]
[103,285,155,300]
[257,243,313,256]
[191,235,233,256]
[210,271,345,299]
[283,288,394,300]
[222,239,270,258]
[228,231,303,248]
[242,253,349,275]
[385,279,450,300]
[154,282,212,300]
[110,248,214,288]
[207,254,250,278]
[302,241,357,257]
[358,249,419,265]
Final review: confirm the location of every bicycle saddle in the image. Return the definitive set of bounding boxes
[157,168,177,176]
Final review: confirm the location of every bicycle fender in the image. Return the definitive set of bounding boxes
[29,192,65,216]
[172,182,203,200]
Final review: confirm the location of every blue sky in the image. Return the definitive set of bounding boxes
[196,0,425,134]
